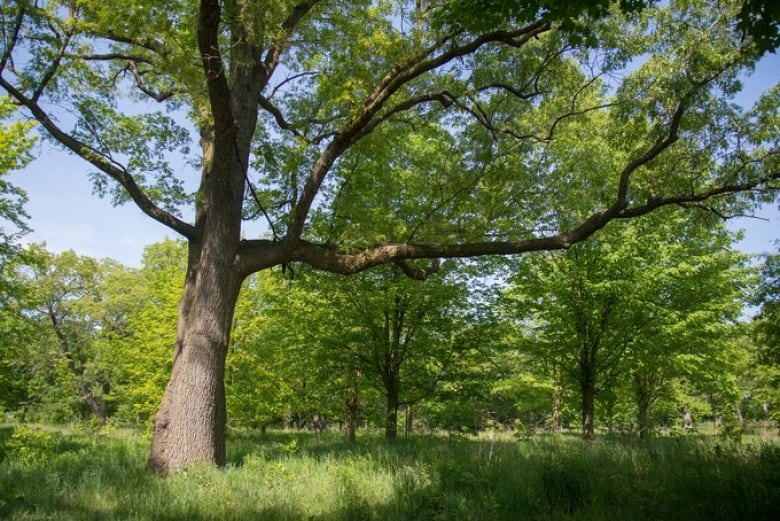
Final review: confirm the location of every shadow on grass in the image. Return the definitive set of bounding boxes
[2,426,779,520]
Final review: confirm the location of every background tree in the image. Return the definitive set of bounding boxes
[314,266,471,440]
[749,248,780,430]
[235,264,474,440]
[7,246,132,423]
[111,239,185,425]
[1,0,778,473]
[505,210,749,439]
[226,270,315,433]
[0,96,36,413]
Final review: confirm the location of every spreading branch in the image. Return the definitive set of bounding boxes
[126,61,181,102]
[100,30,168,56]
[259,1,322,91]
[0,5,25,72]
[0,77,198,239]
[286,21,552,242]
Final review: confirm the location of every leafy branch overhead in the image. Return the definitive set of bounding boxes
[1,1,778,279]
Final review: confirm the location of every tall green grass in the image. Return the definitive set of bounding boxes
[1,424,778,520]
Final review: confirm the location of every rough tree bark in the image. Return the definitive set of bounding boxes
[147,242,243,472]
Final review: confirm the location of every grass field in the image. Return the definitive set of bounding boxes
[1,424,778,520]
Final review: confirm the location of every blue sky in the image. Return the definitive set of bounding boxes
[6,52,780,268]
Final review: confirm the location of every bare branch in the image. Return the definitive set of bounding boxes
[269,70,318,99]
[616,172,780,220]
[354,91,456,139]
[243,172,280,240]
[100,30,167,55]
[476,81,545,100]
[394,259,440,281]
[615,98,688,208]
[78,52,155,64]
[32,25,75,102]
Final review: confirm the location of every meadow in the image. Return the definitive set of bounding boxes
[1,424,778,521]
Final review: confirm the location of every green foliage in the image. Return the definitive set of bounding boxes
[435,0,651,37]
[2,425,56,465]
[736,0,780,53]
[226,262,477,436]
[0,97,35,259]
[439,0,779,54]
[112,239,185,425]
[2,0,779,471]
[0,240,184,427]
[754,250,780,362]
[502,208,750,437]
[0,246,133,423]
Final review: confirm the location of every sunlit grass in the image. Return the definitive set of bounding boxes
[1,424,778,520]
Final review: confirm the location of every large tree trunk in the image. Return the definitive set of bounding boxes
[146,11,259,471]
[581,379,596,440]
[147,243,242,475]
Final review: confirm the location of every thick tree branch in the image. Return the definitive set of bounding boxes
[260,1,322,90]
[0,5,25,72]
[0,78,198,239]
[259,163,780,280]
[198,0,235,144]
[286,21,552,242]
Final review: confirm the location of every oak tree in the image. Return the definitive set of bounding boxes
[1,0,778,472]
[505,211,749,439]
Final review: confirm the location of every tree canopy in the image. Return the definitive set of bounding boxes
[1,0,778,473]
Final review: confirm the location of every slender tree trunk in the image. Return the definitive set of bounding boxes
[385,380,399,441]
[551,366,563,434]
[78,381,108,425]
[48,310,109,425]
[605,395,617,435]
[345,376,360,443]
[405,404,413,437]
[634,373,652,439]
[147,243,242,474]
[581,379,596,440]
